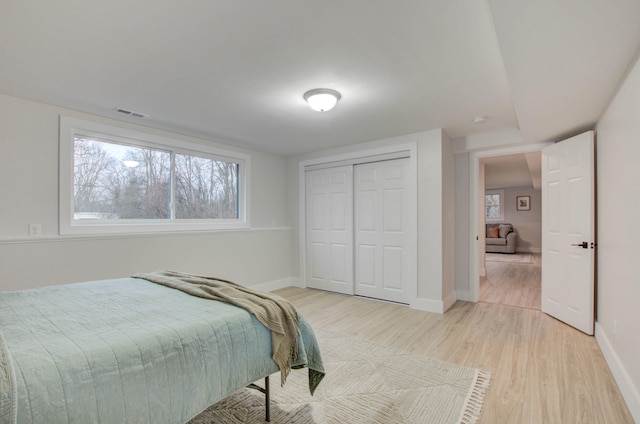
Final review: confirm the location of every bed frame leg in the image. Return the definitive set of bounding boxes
[247,376,270,422]
[265,376,270,422]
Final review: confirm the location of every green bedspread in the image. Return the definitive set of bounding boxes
[0,278,324,424]
[132,270,301,387]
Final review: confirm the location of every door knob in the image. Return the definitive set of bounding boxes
[571,242,588,248]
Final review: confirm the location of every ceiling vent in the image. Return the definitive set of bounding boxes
[114,107,148,118]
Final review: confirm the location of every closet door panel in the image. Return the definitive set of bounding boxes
[305,166,354,295]
[354,159,410,303]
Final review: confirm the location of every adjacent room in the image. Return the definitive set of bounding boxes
[1,1,639,423]
[481,152,542,310]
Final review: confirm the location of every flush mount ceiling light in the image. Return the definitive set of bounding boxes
[303,88,341,112]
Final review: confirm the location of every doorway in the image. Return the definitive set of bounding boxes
[480,153,542,310]
[470,144,551,307]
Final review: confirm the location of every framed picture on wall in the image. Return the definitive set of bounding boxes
[516,196,531,211]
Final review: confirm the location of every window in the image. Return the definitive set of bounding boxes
[485,189,505,222]
[60,117,249,235]
[174,152,239,219]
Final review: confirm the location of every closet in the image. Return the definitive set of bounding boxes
[305,157,412,304]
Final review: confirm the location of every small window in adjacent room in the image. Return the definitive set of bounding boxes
[485,189,505,222]
[60,116,249,235]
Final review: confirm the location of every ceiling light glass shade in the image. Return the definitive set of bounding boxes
[473,115,488,124]
[303,88,341,112]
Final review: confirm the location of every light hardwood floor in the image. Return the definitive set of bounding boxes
[481,253,542,310]
[274,284,633,423]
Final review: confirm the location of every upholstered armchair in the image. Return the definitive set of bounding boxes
[485,223,517,253]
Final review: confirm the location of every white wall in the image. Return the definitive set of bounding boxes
[416,130,447,309]
[594,53,640,421]
[493,186,542,252]
[454,153,471,294]
[0,94,292,291]
[287,129,455,313]
[441,131,456,310]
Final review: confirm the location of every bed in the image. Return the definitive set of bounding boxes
[0,273,324,424]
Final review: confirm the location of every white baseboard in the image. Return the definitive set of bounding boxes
[595,322,640,422]
[456,290,478,302]
[410,297,445,314]
[252,277,303,292]
[259,280,456,315]
[443,291,457,312]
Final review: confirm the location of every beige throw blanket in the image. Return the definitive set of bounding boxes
[132,270,300,385]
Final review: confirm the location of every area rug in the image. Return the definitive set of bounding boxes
[189,328,490,424]
[485,253,533,264]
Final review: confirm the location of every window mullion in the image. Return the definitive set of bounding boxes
[170,151,176,221]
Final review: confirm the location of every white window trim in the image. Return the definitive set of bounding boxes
[59,116,250,235]
[485,189,505,222]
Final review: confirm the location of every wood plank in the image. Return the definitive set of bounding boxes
[275,286,634,423]
[481,253,541,309]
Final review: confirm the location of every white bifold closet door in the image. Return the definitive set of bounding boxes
[305,158,410,303]
[354,159,410,304]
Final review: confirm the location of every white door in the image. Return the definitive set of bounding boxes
[541,131,595,335]
[354,159,411,303]
[305,166,354,295]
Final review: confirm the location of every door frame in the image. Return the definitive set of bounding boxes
[298,141,418,305]
[468,142,552,302]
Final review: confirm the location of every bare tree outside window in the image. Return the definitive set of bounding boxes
[73,137,239,221]
[73,139,115,216]
[175,154,238,219]
[74,138,170,219]
[485,193,502,219]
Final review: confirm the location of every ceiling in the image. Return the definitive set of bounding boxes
[1,1,639,156]
[483,152,541,190]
